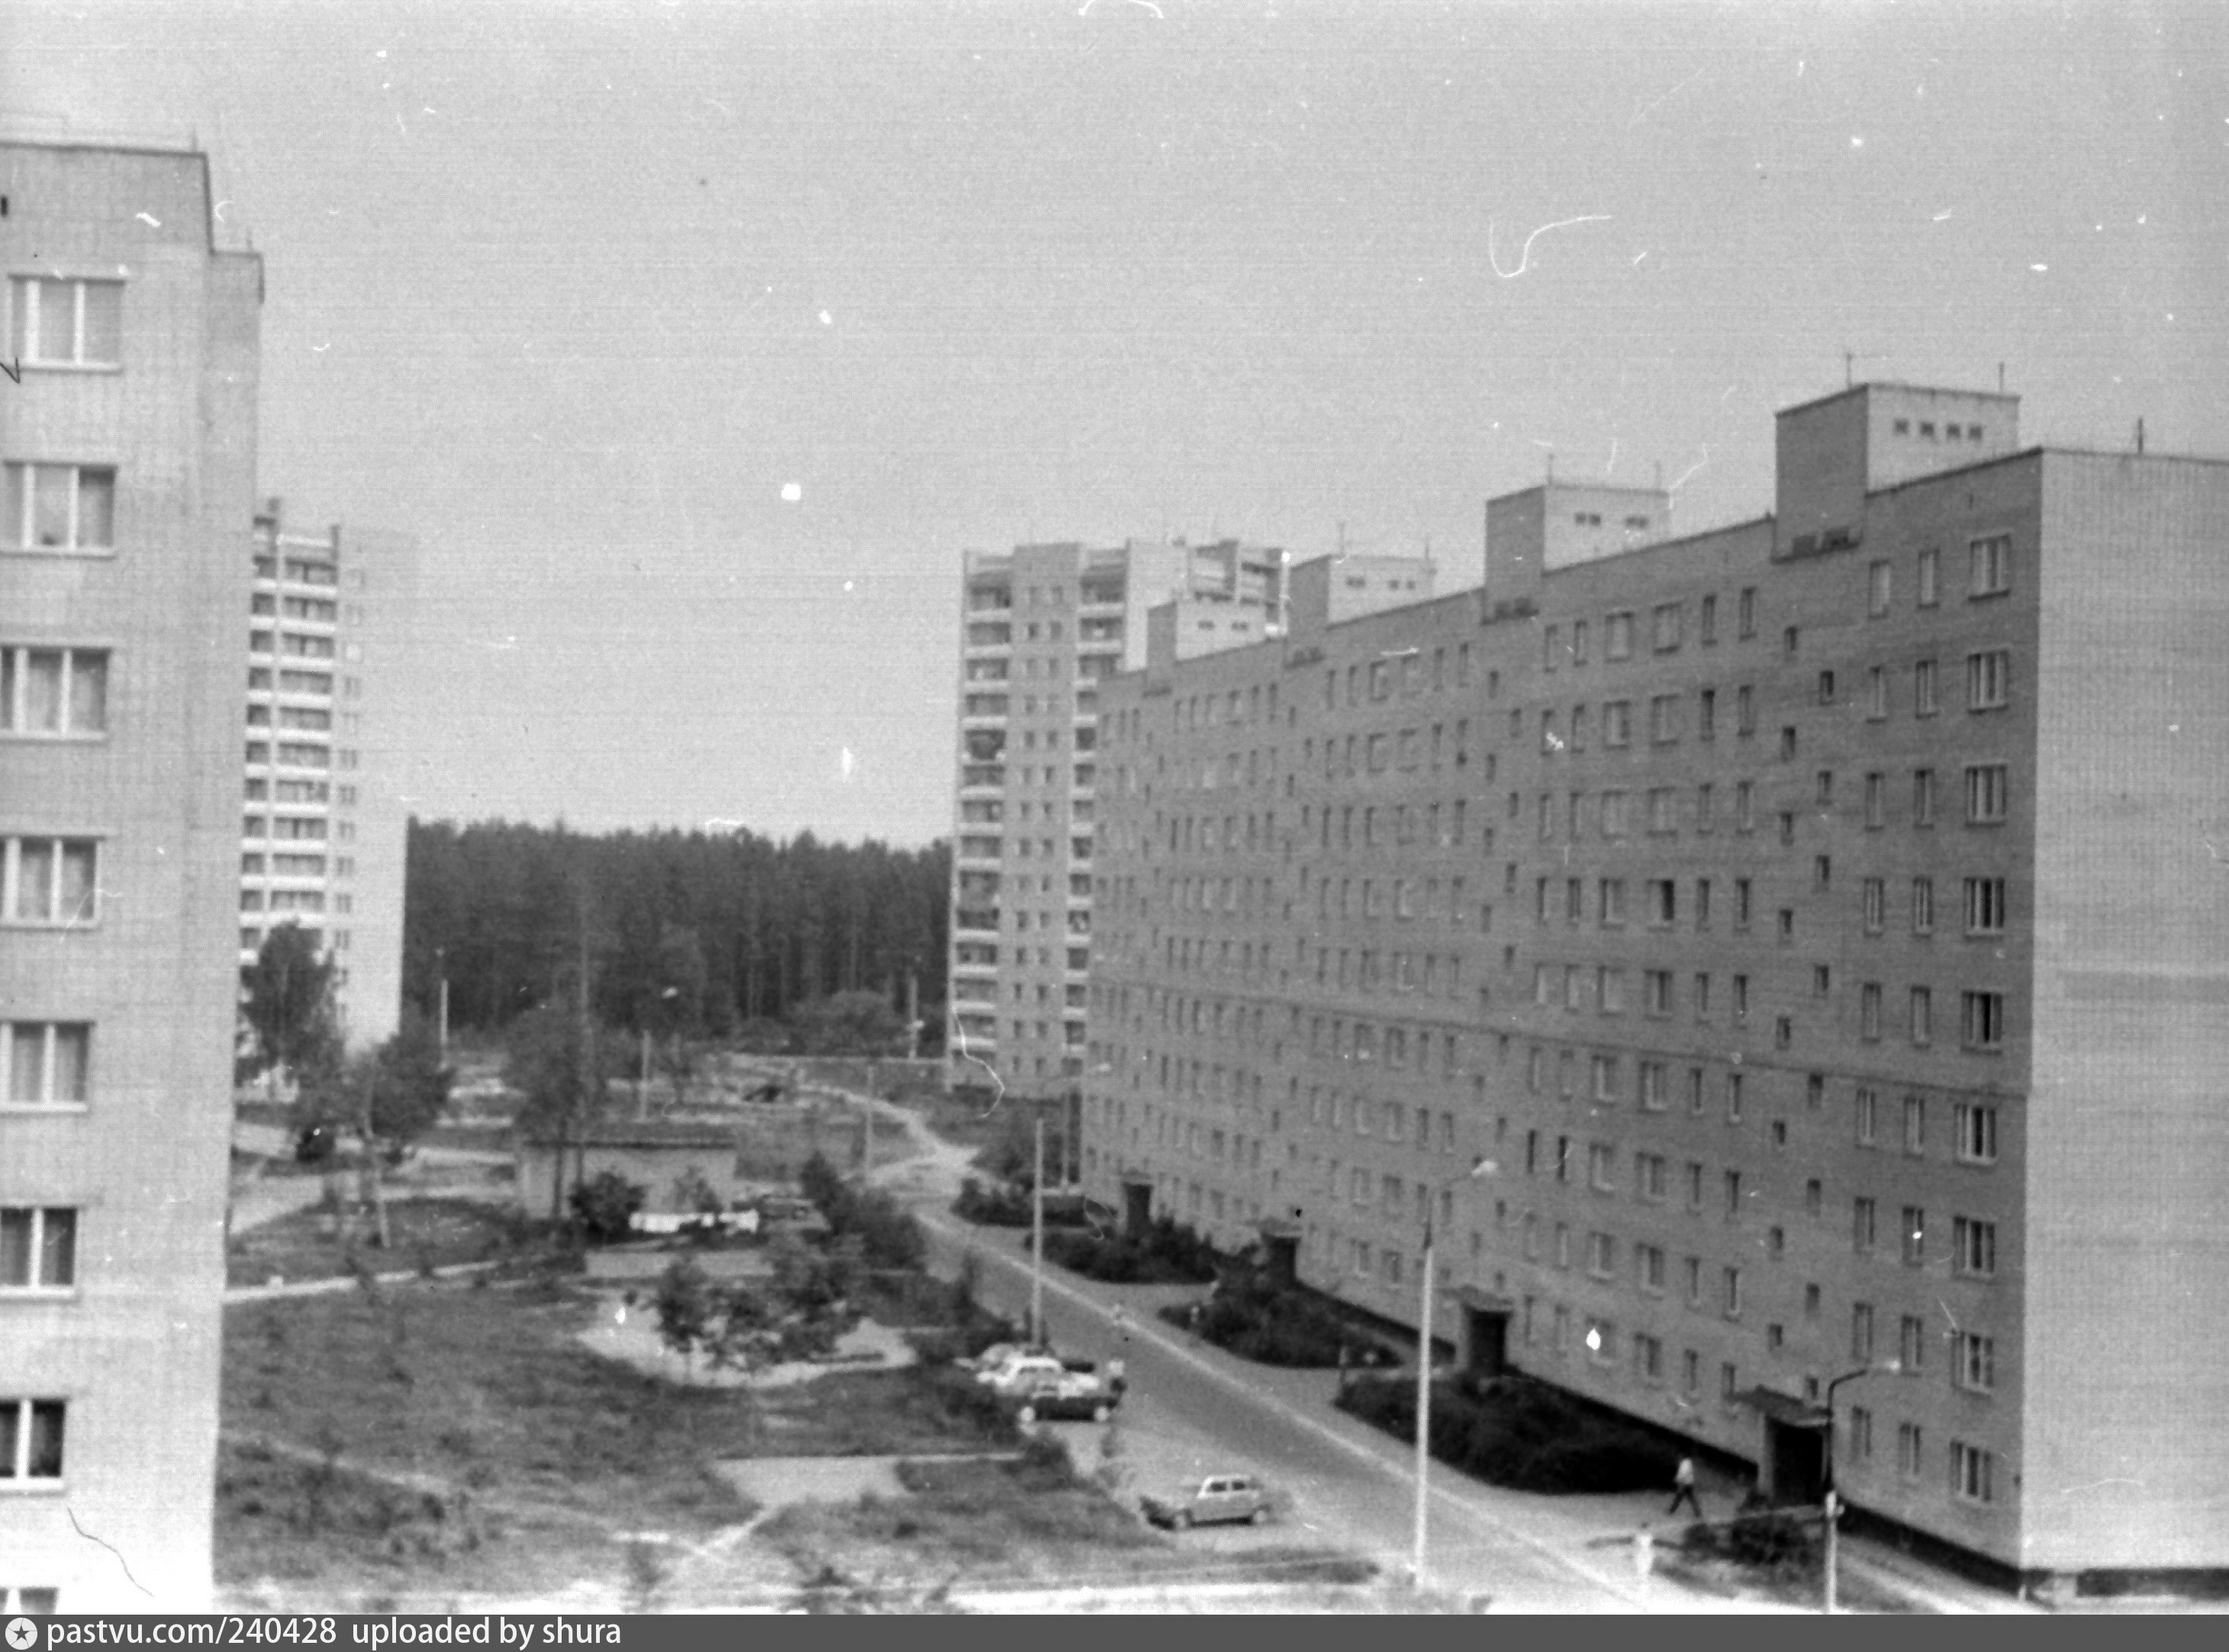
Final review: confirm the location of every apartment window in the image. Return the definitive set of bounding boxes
[1634,1333,1664,1383]
[1864,772,1886,829]
[1586,1231,1616,1278]
[1915,659,1938,717]
[1779,726,1798,762]
[1731,974,1748,1022]
[1606,612,1635,659]
[1853,1196,1878,1251]
[1847,1406,1875,1464]
[0,1209,76,1290]
[1599,878,1627,927]
[1733,878,1752,930]
[1735,782,1754,833]
[1647,879,1676,926]
[11,275,123,366]
[4,463,117,552]
[1725,1075,1744,1125]
[1652,602,1683,652]
[1965,765,2009,825]
[1643,970,1673,1017]
[1966,649,2012,712]
[1951,1441,1996,1504]
[1855,1087,1879,1145]
[1867,560,1892,617]
[1914,769,1937,826]
[1600,790,1629,837]
[1634,1244,1666,1296]
[1904,1094,1927,1156]
[1693,973,1711,1017]
[1912,876,1935,935]
[1738,587,1757,637]
[1603,700,1631,748]
[1737,687,1757,734]
[1909,987,1934,1046]
[1636,1149,1667,1197]
[1698,689,1716,742]
[1699,594,1717,643]
[1969,533,2012,597]
[1863,878,1886,935]
[1591,1055,1621,1101]
[1954,1103,1999,1164]
[1909,546,1939,607]
[1648,787,1677,832]
[1954,1216,1998,1278]
[0,1398,66,1481]
[1648,695,1681,744]
[2,838,99,926]
[1954,1335,1999,1398]
[1900,1314,1928,1375]
[1961,990,2006,1051]
[1694,878,1711,929]
[1902,1206,1927,1266]
[1817,671,1836,708]
[0,647,107,735]
[1964,877,2007,935]
[1721,1266,1742,1319]
[1896,1422,1926,1481]
[1851,1302,1876,1363]
[1599,968,1625,1015]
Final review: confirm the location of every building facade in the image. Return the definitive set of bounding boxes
[240,504,417,1051]
[1083,383,2229,1587]
[2,140,262,1610]
[948,538,1289,1104]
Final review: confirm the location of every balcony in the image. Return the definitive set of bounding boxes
[960,764,1007,791]
[953,907,1000,937]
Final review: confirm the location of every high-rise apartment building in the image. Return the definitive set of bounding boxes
[2,140,262,1610]
[1084,383,2229,1591]
[949,539,1290,1103]
[241,504,417,1050]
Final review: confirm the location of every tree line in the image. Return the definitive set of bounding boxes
[401,819,951,1047]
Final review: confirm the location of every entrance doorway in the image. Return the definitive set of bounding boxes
[1464,1306,1510,1378]
[1764,1417,1828,1505]
[1121,1179,1153,1241]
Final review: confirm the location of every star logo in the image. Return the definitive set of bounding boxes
[7,1617,40,1651]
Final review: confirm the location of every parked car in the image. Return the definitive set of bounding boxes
[1008,1365,1123,1425]
[1141,1474,1272,1530]
[978,1353,1068,1394]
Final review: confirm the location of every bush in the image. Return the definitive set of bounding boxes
[1039,1215,1219,1285]
[1683,1508,1819,1577]
[569,1171,647,1244]
[1185,1267,1380,1367]
[1336,1374,1683,1495]
[797,1152,926,1270]
[951,1176,1033,1227]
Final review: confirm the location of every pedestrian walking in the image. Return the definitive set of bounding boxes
[1667,1455,1702,1518]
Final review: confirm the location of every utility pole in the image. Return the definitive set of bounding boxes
[435,945,449,1063]
[1030,1114,1046,1347]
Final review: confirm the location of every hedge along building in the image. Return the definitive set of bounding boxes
[1080,381,2229,1592]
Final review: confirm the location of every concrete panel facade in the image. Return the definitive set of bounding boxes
[2,141,261,1609]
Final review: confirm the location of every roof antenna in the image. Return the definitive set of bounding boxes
[2136,417,2145,456]
[1997,362,2005,394]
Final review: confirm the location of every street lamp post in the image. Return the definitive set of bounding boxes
[1821,1361,1898,1613]
[1412,1155,1495,1595]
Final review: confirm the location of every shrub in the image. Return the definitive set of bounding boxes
[1039,1215,1219,1285]
[569,1171,646,1244]
[1187,1267,1380,1367]
[1336,1374,1683,1495]
[799,1152,926,1269]
[952,1176,1033,1227]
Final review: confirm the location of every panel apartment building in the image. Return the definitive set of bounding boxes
[2,140,262,1610]
[242,503,417,1050]
[1083,382,2229,1590]
[949,538,1290,1103]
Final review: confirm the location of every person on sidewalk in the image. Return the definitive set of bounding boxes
[1667,1455,1702,1518]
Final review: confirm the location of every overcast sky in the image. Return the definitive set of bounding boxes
[9,1,2226,847]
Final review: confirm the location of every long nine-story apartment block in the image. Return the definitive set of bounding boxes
[2,140,262,1610]
[1081,382,2229,1590]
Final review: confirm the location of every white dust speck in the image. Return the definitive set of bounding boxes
[839,748,855,781]
[819,310,833,326]
[781,482,803,503]
[136,212,161,227]
[843,580,855,593]
[1850,135,1864,149]
[2030,263,2048,272]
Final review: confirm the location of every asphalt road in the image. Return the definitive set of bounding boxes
[917,1212,1651,1612]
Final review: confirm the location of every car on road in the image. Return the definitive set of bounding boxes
[1140,1473,1272,1530]
[1008,1365,1123,1425]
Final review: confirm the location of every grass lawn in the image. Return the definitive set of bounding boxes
[217,1274,1022,1605]
[227,1196,531,1287]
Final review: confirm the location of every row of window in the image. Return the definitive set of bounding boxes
[1541,588,1757,672]
[1528,763,2010,843]
[1534,873,2008,937]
